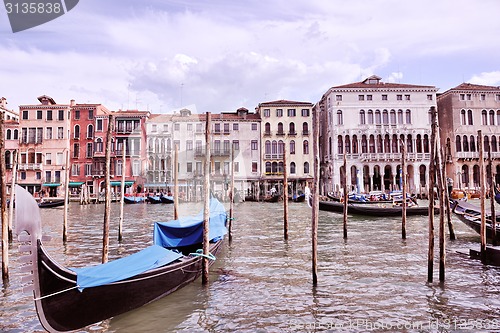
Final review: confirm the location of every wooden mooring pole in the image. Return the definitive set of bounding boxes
[488,145,497,246]
[8,150,18,242]
[342,151,348,239]
[229,146,235,242]
[442,146,456,241]
[63,150,70,242]
[102,115,113,264]
[435,136,446,282]
[1,111,8,280]
[118,142,126,241]
[478,130,487,263]
[401,139,407,239]
[312,104,320,284]
[202,112,211,285]
[283,145,289,240]
[174,143,179,220]
[427,106,437,283]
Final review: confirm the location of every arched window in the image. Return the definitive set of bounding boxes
[277,122,284,135]
[368,110,374,124]
[352,135,358,154]
[482,110,488,125]
[416,134,422,153]
[369,135,375,153]
[303,140,309,154]
[74,125,80,139]
[290,140,296,154]
[271,162,278,173]
[302,122,308,134]
[304,162,310,174]
[497,110,500,126]
[361,135,368,153]
[290,162,296,174]
[265,140,271,154]
[467,110,473,125]
[492,136,498,152]
[265,122,271,134]
[360,110,366,124]
[338,135,343,154]
[377,135,383,153]
[463,135,469,152]
[456,135,462,152]
[95,138,103,153]
[278,161,284,173]
[155,139,160,153]
[470,135,476,152]
[423,135,429,153]
[375,110,381,124]
[398,110,404,124]
[87,124,94,138]
[407,134,413,153]
[278,140,284,154]
[390,110,396,124]
[289,122,295,134]
[382,110,389,124]
[6,129,11,140]
[265,162,271,173]
[490,110,495,125]
[337,110,343,125]
[484,136,490,152]
[405,110,412,124]
[13,129,18,140]
[345,136,351,154]
[461,110,466,125]
[271,140,277,154]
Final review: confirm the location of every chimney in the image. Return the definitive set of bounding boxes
[70,99,76,107]
[0,97,6,108]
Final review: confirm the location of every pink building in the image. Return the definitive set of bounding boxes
[1,97,20,194]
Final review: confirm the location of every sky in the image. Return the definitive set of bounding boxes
[1,0,500,114]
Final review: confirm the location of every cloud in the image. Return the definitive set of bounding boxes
[469,71,500,87]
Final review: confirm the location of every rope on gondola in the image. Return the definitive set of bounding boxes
[189,249,216,261]
[34,285,79,301]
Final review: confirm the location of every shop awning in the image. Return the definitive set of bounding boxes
[68,182,85,187]
[110,181,135,187]
[42,183,61,187]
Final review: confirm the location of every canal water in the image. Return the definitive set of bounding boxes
[2,200,500,332]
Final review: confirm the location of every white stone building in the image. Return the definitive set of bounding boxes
[319,75,438,196]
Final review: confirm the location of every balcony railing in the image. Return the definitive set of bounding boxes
[18,163,43,170]
[264,153,284,160]
[302,131,309,135]
[263,131,272,136]
[334,152,431,161]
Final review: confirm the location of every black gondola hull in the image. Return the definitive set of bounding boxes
[319,200,436,216]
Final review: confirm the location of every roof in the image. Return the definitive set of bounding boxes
[330,76,436,90]
[448,82,500,92]
[257,99,314,108]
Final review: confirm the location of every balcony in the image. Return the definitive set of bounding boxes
[263,131,272,136]
[302,131,309,136]
[264,153,284,160]
[288,131,297,136]
[18,163,43,170]
[276,131,285,136]
[456,152,479,159]
[212,150,230,157]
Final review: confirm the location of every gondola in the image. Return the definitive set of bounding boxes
[146,195,162,204]
[123,196,146,204]
[318,200,436,216]
[160,195,174,204]
[451,199,500,243]
[263,194,281,203]
[326,192,393,204]
[15,185,227,333]
[38,199,65,208]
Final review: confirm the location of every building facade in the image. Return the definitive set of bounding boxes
[255,100,314,196]
[319,75,438,196]
[437,83,500,190]
[2,97,20,194]
[18,95,71,196]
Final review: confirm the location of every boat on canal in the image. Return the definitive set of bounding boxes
[146,195,162,204]
[15,185,227,333]
[123,196,146,204]
[451,199,500,243]
[160,195,174,204]
[38,198,66,209]
[318,200,436,216]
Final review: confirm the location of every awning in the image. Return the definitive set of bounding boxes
[42,183,61,187]
[69,182,85,187]
[110,181,135,187]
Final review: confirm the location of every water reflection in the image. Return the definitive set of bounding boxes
[1,201,500,332]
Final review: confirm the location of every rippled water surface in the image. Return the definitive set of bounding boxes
[2,200,500,332]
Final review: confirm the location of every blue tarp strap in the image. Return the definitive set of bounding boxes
[189,249,216,261]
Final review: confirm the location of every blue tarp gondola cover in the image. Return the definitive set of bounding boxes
[154,198,227,248]
[72,245,183,291]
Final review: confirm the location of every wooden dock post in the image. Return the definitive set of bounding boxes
[0,111,8,280]
[342,151,348,239]
[488,145,497,246]
[174,143,179,220]
[478,130,487,263]
[442,145,456,240]
[312,104,320,284]
[401,138,407,239]
[8,150,18,242]
[229,146,235,242]
[283,145,289,240]
[202,112,211,285]
[118,142,126,241]
[102,115,113,264]
[435,137,446,282]
[63,150,70,242]
[427,106,437,283]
